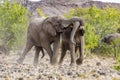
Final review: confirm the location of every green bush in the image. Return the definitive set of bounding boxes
[0,1,28,51]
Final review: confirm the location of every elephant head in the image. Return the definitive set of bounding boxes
[101,33,120,45]
[42,16,66,37]
[59,17,85,44]
[42,16,85,45]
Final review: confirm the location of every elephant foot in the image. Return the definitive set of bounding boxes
[33,58,38,66]
[33,61,38,66]
[76,58,83,65]
[58,61,63,65]
[17,57,24,64]
[51,58,58,65]
[70,62,76,66]
[33,63,38,66]
[51,60,58,65]
[51,62,57,65]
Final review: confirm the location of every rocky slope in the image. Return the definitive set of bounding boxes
[82,1,120,9]
[21,0,120,16]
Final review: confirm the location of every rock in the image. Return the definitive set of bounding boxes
[96,62,101,66]
[67,71,73,76]
[97,69,106,75]
[117,71,120,75]
[18,77,24,80]
[36,74,42,79]
[92,73,99,78]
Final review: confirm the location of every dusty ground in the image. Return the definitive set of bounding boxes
[0,51,120,80]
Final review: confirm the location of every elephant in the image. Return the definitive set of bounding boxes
[101,33,120,57]
[17,16,79,66]
[101,33,120,45]
[59,17,85,65]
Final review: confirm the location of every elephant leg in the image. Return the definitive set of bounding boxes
[75,46,78,57]
[59,44,67,65]
[52,37,61,65]
[41,48,45,58]
[33,46,41,66]
[70,43,76,66]
[76,36,84,65]
[76,46,83,65]
[17,40,33,64]
[42,43,53,64]
[75,47,78,53]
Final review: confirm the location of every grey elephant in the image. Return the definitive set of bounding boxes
[59,17,85,65]
[17,16,79,66]
[101,33,120,57]
[101,33,120,45]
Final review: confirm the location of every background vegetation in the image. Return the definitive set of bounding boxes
[0,1,28,51]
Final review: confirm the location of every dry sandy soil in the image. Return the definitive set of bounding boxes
[0,51,120,80]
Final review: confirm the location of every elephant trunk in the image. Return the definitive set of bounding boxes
[70,21,80,44]
[80,25,84,55]
[80,36,84,55]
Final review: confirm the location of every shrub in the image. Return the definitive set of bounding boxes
[0,1,28,51]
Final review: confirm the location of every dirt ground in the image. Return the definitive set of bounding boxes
[0,51,120,80]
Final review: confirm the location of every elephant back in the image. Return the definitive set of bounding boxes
[29,17,45,26]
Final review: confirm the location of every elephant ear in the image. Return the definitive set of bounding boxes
[42,18,57,37]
